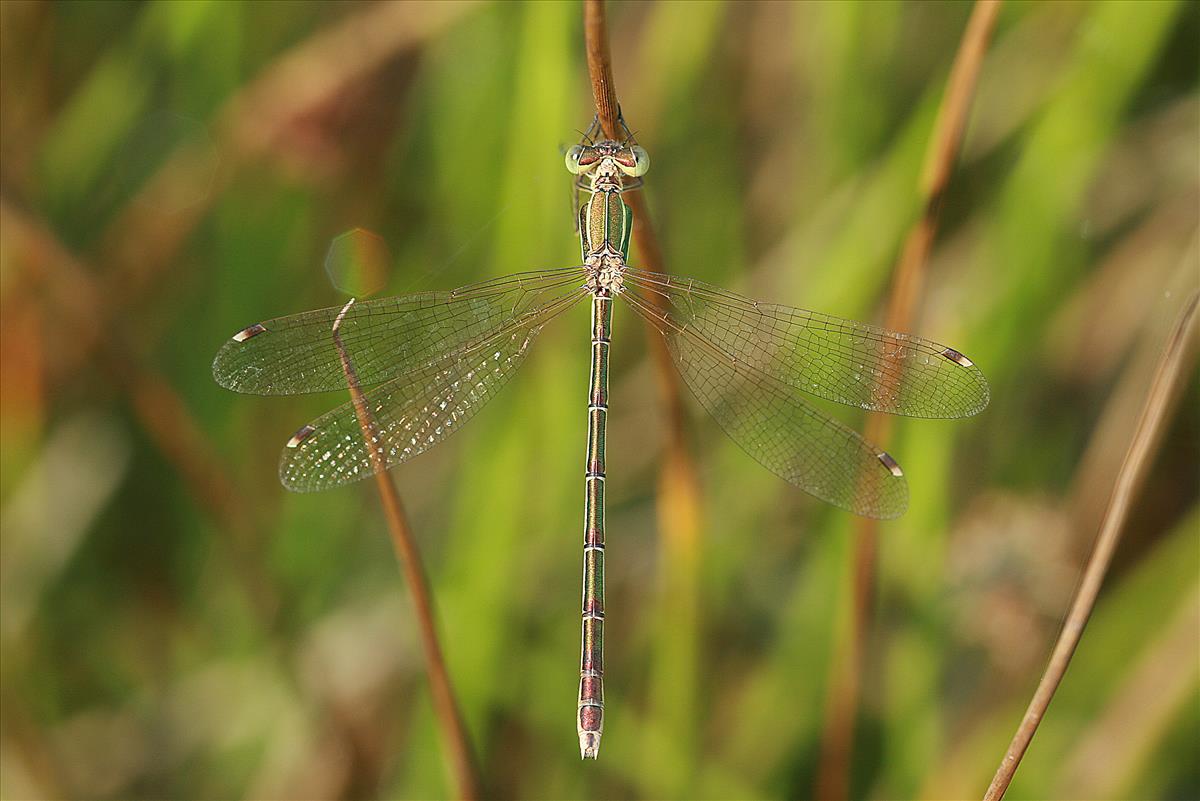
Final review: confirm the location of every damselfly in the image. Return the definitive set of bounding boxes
[212,118,989,759]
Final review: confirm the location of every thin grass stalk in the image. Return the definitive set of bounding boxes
[982,288,1199,800]
[816,3,1003,798]
[583,1,620,139]
[1064,231,1200,538]
[583,0,705,775]
[330,301,481,801]
[10,9,474,792]
[2,197,424,796]
[0,197,357,781]
[1055,580,1200,797]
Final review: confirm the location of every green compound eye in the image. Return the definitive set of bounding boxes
[630,146,650,177]
[620,146,649,178]
[565,145,587,175]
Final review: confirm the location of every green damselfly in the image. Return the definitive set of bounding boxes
[213,117,989,759]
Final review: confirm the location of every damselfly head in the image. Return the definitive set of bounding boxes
[565,141,650,178]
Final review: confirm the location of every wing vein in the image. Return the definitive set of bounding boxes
[620,287,908,518]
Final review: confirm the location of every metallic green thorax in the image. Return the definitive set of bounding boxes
[578,190,633,262]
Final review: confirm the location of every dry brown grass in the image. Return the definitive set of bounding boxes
[331,307,481,801]
[983,289,1199,799]
[815,3,1003,797]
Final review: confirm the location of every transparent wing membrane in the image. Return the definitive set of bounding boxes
[280,288,588,492]
[623,269,989,419]
[621,289,908,519]
[213,267,587,395]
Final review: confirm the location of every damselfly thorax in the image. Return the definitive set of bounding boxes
[567,136,648,299]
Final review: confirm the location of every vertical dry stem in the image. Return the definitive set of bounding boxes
[583,0,705,767]
[582,4,700,559]
[4,199,435,795]
[584,1,621,137]
[330,303,481,801]
[816,3,1002,798]
[982,289,1198,800]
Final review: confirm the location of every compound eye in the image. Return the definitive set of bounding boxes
[565,145,587,175]
[618,145,650,177]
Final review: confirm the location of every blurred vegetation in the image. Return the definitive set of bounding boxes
[1,1,1197,800]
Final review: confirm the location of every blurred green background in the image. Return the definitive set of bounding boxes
[1,1,1197,799]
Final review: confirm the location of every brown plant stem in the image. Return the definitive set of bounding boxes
[582,3,700,559]
[1055,580,1200,798]
[816,3,1002,799]
[982,288,1199,800]
[3,197,396,796]
[9,8,482,791]
[583,1,621,138]
[583,0,705,771]
[330,302,481,801]
[1064,227,1200,539]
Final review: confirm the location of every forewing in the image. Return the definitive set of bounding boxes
[280,288,587,492]
[623,290,908,519]
[623,269,988,419]
[213,268,586,395]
